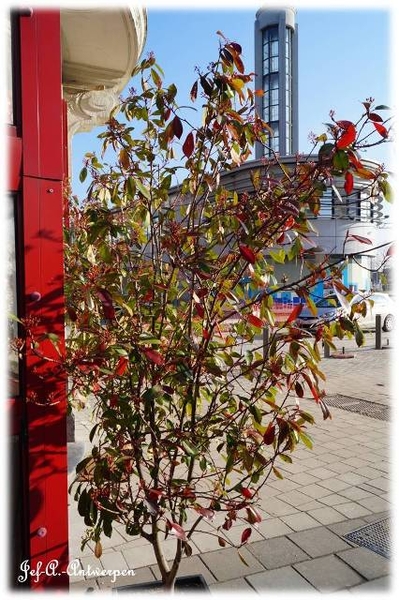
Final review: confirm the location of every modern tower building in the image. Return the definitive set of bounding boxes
[220,6,389,299]
[254,6,298,158]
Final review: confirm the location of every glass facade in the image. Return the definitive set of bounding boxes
[285,27,293,154]
[262,25,293,156]
[262,26,279,154]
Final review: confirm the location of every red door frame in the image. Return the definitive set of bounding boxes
[9,9,69,588]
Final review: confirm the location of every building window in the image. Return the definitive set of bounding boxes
[262,26,279,154]
[284,27,293,155]
[319,187,333,218]
[269,122,279,152]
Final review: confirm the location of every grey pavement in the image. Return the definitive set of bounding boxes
[67,332,394,594]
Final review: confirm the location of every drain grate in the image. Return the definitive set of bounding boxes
[343,518,391,559]
[325,394,390,421]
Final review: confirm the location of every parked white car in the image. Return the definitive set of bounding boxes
[295,292,395,332]
[352,292,395,332]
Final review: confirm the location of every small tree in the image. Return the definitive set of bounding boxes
[59,38,391,589]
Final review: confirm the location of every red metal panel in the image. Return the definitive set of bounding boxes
[22,177,68,588]
[18,9,69,588]
[19,11,63,180]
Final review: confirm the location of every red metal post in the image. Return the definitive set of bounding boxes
[18,10,69,588]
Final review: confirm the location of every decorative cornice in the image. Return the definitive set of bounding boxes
[61,6,147,137]
[65,87,120,137]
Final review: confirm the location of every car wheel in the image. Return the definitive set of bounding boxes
[383,314,395,332]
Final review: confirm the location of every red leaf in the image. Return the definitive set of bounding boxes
[222,518,233,531]
[220,47,234,66]
[195,303,205,318]
[96,288,115,320]
[200,75,213,96]
[336,124,356,149]
[241,527,252,544]
[276,232,285,244]
[263,423,275,445]
[218,536,227,547]
[344,171,354,195]
[247,314,263,328]
[240,487,253,499]
[239,244,256,264]
[348,150,363,170]
[284,216,295,230]
[246,506,262,524]
[302,372,320,402]
[142,348,164,365]
[172,116,183,139]
[295,381,304,398]
[77,361,99,374]
[373,122,388,138]
[167,521,187,541]
[319,398,332,420]
[309,384,320,402]
[346,233,372,245]
[67,307,78,321]
[194,506,215,520]
[286,303,303,324]
[368,112,384,123]
[190,80,198,102]
[232,53,245,74]
[144,498,159,516]
[386,244,394,257]
[203,329,211,340]
[148,488,165,501]
[336,120,354,129]
[182,132,195,158]
[143,289,154,302]
[228,41,242,54]
[115,356,129,376]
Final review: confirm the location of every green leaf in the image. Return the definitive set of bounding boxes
[374,105,390,110]
[269,249,286,264]
[126,177,136,197]
[181,440,199,457]
[151,68,162,89]
[272,466,284,480]
[355,325,365,347]
[279,454,293,463]
[333,149,349,171]
[89,424,100,443]
[76,456,92,474]
[379,179,393,203]
[79,167,88,183]
[299,431,313,449]
[306,296,318,317]
[46,332,59,343]
[318,143,334,161]
[77,489,89,517]
[136,180,151,199]
[86,245,96,265]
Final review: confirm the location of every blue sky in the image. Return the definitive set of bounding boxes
[71,4,393,198]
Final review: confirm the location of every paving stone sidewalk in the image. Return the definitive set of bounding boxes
[68,333,393,594]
